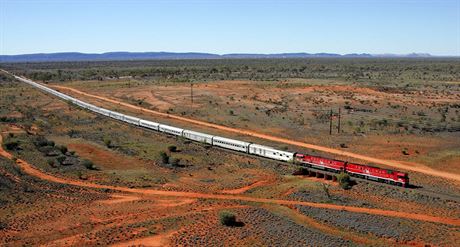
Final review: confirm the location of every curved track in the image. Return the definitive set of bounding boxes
[50,84,460,183]
[1,135,459,227]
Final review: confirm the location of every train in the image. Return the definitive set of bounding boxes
[14,75,410,187]
[294,154,409,186]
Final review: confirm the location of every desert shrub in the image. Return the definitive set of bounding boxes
[0,221,7,230]
[67,129,78,138]
[57,145,68,154]
[103,137,113,148]
[159,151,169,164]
[229,110,234,115]
[402,148,409,155]
[167,145,177,152]
[340,143,348,148]
[4,140,19,150]
[0,116,16,122]
[77,171,88,180]
[39,145,60,156]
[170,158,181,167]
[81,159,99,170]
[336,172,352,190]
[219,210,236,226]
[8,133,14,138]
[33,136,49,147]
[47,159,57,168]
[56,155,66,164]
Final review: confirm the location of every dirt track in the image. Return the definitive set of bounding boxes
[50,84,460,183]
[1,135,459,227]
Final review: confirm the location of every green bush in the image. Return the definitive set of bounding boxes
[167,145,177,152]
[336,172,352,190]
[58,145,68,154]
[56,155,66,164]
[34,136,49,147]
[159,151,169,164]
[47,159,57,168]
[219,210,236,226]
[170,158,181,167]
[39,145,59,156]
[81,159,99,170]
[33,136,55,147]
[103,137,113,148]
[4,140,19,150]
[67,129,78,138]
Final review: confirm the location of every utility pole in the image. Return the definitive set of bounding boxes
[337,107,341,134]
[190,83,194,109]
[329,109,333,135]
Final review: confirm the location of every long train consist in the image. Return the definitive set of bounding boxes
[13,74,410,187]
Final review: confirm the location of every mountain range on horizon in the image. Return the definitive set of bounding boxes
[0,51,446,62]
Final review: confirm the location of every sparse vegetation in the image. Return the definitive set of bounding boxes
[219,210,237,226]
[336,172,352,190]
[167,145,177,152]
[103,137,113,148]
[1,57,459,246]
[170,157,181,167]
[81,159,99,170]
[159,151,169,165]
[4,140,20,150]
[57,145,68,154]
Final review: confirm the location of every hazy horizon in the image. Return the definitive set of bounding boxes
[1,0,459,56]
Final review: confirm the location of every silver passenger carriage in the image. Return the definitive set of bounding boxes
[109,111,124,121]
[122,115,141,126]
[248,144,294,162]
[212,136,250,153]
[182,130,214,144]
[159,124,184,136]
[139,119,160,131]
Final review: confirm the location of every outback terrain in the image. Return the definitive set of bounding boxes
[1,58,459,246]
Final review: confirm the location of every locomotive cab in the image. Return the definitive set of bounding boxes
[397,173,409,187]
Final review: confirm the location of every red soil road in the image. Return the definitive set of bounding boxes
[49,84,460,183]
[1,135,459,227]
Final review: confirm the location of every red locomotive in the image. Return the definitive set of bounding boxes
[294,153,409,187]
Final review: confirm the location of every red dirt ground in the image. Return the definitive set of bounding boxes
[1,134,459,227]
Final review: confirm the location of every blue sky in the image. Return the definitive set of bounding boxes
[1,0,459,55]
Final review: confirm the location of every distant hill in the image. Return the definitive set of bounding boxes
[0,51,436,62]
